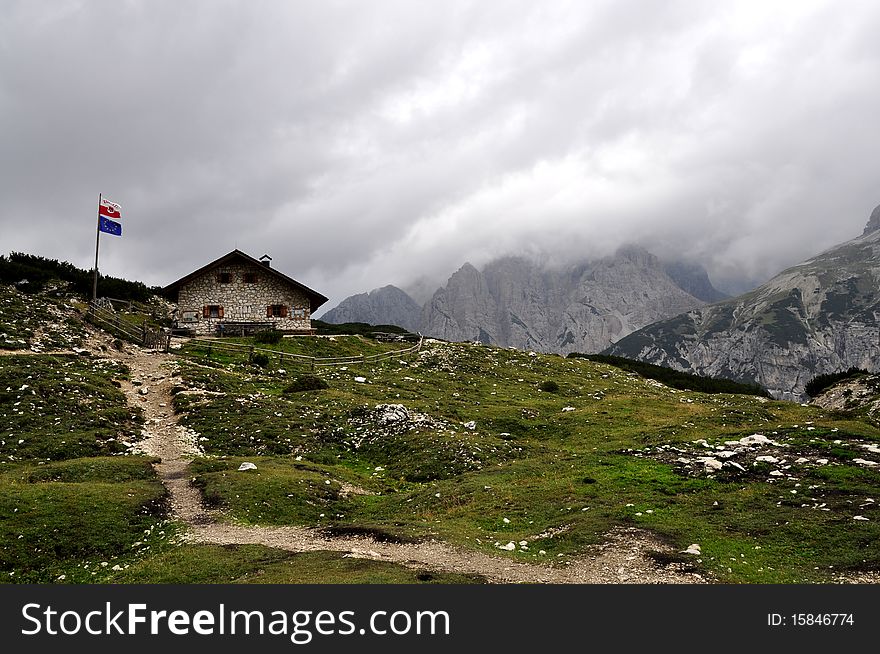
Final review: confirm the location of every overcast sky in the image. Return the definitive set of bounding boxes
[3,0,880,310]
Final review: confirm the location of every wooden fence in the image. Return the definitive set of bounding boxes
[182,334,423,370]
[87,299,421,365]
[86,300,171,351]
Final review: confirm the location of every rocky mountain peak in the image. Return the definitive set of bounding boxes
[863,204,880,236]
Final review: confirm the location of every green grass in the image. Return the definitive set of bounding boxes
[171,338,880,582]
[117,546,485,584]
[0,285,86,351]
[5,294,880,584]
[0,351,173,583]
[0,354,141,462]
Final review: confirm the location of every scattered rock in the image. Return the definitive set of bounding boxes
[237,462,257,471]
[696,457,723,471]
[683,544,702,555]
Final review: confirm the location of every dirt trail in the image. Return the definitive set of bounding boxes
[96,330,707,584]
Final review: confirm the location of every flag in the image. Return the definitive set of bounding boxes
[99,215,122,236]
[99,198,122,220]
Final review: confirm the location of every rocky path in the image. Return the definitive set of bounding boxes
[99,330,707,584]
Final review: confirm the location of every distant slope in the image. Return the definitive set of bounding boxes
[607,208,880,400]
[569,353,770,397]
[321,285,422,332]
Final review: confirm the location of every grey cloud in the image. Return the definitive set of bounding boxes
[2,0,880,310]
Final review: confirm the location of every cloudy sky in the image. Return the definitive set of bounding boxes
[3,0,880,310]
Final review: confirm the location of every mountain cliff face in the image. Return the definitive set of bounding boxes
[420,247,710,354]
[607,210,880,400]
[322,247,724,354]
[320,285,422,332]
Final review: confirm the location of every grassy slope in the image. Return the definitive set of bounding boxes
[0,286,488,584]
[0,352,172,582]
[172,336,880,583]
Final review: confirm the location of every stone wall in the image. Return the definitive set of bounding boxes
[177,263,313,335]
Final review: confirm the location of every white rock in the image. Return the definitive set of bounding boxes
[816,458,829,465]
[499,542,516,551]
[756,455,779,464]
[696,456,723,471]
[853,516,870,521]
[502,517,510,523]
[463,420,476,430]
[684,544,701,555]
[769,470,784,477]
[853,458,878,467]
[354,376,367,383]
[237,462,257,471]
[138,387,149,395]
[562,406,576,412]
[739,434,778,447]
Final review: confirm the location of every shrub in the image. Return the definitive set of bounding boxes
[254,330,283,345]
[283,375,329,393]
[251,353,269,368]
[805,368,869,397]
[538,380,559,393]
[567,353,771,398]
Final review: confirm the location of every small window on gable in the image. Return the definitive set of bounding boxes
[243,272,258,284]
[218,272,232,284]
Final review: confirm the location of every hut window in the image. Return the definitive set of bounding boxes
[218,272,232,284]
[205,305,223,318]
[267,304,287,318]
[243,272,258,283]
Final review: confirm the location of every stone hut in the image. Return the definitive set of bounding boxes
[164,249,328,335]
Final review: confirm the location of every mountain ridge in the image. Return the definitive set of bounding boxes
[607,213,880,400]
[321,248,726,354]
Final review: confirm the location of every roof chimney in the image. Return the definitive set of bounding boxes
[259,254,272,267]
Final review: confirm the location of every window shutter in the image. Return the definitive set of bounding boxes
[203,306,209,318]
[280,305,288,318]
[218,306,224,318]
[267,305,272,318]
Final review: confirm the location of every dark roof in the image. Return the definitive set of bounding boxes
[163,249,328,312]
